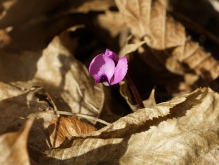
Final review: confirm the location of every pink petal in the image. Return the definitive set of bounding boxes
[105,49,119,63]
[110,56,128,85]
[89,54,115,84]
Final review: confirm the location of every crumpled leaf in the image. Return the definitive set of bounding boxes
[0,36,104,124]
[0,117,34,165]
[0,35,104,153]
[48,116,96,148]
[39,87,219,165]
[95,9,128,50]
[166,0,219,49]
[32,36,104,120]
[0,84,57,152]
[120,80,156,111]
[195,145,219,164]
[115,0,219,94]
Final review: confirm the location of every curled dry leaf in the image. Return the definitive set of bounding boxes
[115,0,219,93]
[95,9,129,49]
[97,10,125,38]
[40,87,219,165]
[0,36,104,124]
[48,116,96,148]
[0,117,34,165]
[0,84,57,152]
[34,36,104,123]
[120,80,156,111]
[195,145,219,164]
[0,35,104,153]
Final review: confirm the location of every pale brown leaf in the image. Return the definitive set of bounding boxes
[0,36,104,124]
[0,84,58,151]
[120,81,156,111]
[0,35,104,153]
[96,10,127,38]
[0,118,34,165]
[115,0,219,92]
[39,88,219,165]
[74,0,115,13]
[195,145,219,165]
[143,87,156,108]
[48,116,96,148]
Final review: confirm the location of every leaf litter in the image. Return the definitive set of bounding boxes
[0,0,218,164]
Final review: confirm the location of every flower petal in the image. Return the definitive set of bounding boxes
[89,54,115,84]
[110,56,128,85]
[105,49,119,63]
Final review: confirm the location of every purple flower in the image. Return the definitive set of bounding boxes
[89,49,128,86]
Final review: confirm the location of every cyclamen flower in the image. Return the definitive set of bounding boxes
[89,49,128,86]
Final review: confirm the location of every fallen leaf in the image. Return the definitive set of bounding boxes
[74,0,115,13]
[39,87,219,165]
[0,117,34,165]
[0,36,104,124]
[48,116,96,148]
[115,0,219,94]
[195,145,219,164]
[142,87,156,108]
[120,80,156,111]
[166,0,219,49]
[0,84,57,152]
[96,10,125,38]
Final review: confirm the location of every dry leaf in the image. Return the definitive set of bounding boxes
[0,84,58,151]
[0,0,218,164]
[96,9,129,49]
[0,118,34,165]
[120,80,156,111]
[0,35,104,153]
[97,10,125,38]
[166,0,219,47]
[115,0,219,93]
[39,87,219,165]
[119,51,167,110]
[74,0,115,13]
[142,87,156,107]
[35,36,104,122]
[195,145,219,164]
[0,36,104,124]
[48,116,96,148]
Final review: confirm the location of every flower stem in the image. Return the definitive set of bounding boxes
[125,74,145,109]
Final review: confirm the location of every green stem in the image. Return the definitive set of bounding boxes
[125,74,145,109]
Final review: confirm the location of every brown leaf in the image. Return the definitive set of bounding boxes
[48,116,96,148]
[0,36,104,124]
[74,0,115,13]
[0,35,104,154]
[142,87,156,108]
[0,84,57,152]
[115,0,219,93]
[167,0,219,48]
[0,118,34,165]
[96,10,127,41]
[194,145,219,164]
[39,87,219,165]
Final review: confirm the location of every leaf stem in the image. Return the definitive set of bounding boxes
[125,74,145,109]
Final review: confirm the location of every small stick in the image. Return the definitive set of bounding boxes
[125,74,145,109]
